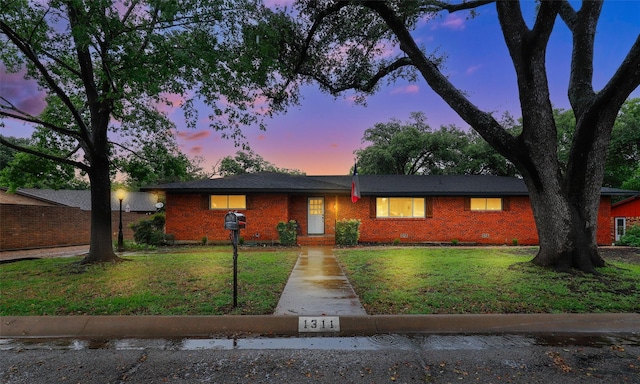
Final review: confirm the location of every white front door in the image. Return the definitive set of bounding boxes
[615,217,626,241]
[308,197,325,235]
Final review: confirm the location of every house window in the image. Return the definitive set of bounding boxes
[210,195,246,210]
[376,197,425,218]
[470,197,502,211]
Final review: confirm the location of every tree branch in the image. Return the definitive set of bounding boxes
[598,34,640,109]
[300,57,414,94]
[565,0,602,113]
[0,136,88,172]
[557,0,577,31]
[0,103,83,140]
[365,1,519,162]
[0,20,91,144]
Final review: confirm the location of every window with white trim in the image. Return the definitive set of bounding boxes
[470,197,502,211]
[376,197,425,218]
[210,195,246,209]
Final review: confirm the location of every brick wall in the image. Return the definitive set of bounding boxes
[337,195,541,245]
[165,193,613,246]
[165,193,289,243]
[0,204,145,250]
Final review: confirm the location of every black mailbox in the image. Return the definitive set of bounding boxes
[224,212,246,230]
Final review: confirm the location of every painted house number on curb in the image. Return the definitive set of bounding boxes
[298,316,340,332]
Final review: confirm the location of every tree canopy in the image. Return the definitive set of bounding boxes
[0,0,280,262]
[355,111,518,176]
[249,0,640,273]
[357,98,639,187]
[214,150,305,176]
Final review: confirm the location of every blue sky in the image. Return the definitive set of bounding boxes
[2,1,639,175]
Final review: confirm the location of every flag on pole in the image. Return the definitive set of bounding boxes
[351,163,361,203]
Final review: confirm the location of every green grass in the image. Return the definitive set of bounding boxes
[3,246,638,316]
[334,247,640,314]
[0,247,299,316]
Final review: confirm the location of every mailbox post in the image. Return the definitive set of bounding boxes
[224,212,246,307]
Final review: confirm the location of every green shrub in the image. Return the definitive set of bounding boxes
[130,213,167,246]
[113,240,156,252]
[276,220,298,246]
[617,224,640,247]
[336,219,360,246]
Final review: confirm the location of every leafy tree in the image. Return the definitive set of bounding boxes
[606,98,640,189]
[355,112,470,175]
[215,150,305,176]
[356,112,520,176]
[1,107,89,191]
[252,1,640,273]
[0,151,89,191]
[0,136,29,169]
[115,133,205,190]
[1,1,275,263]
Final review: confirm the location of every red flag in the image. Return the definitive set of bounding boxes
[351,163,361,203]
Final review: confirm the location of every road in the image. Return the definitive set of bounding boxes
[2,334,639,383]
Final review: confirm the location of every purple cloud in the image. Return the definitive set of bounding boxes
[0,66,47,116]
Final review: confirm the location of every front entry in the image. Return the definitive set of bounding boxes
[308,197,325,235]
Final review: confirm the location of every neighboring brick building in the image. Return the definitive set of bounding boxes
[0,188,158,250]
[611,194,640,242]
[145,173,633,246]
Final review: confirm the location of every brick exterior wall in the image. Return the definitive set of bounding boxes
[611,196,640,241]
[0,204,145,250]
[165,194,290,243]
[165,193,613,246]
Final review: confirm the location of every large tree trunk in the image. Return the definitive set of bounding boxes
[82,153,120,264]
[525,178,605,273]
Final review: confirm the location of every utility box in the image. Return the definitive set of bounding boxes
[224,212,246,230]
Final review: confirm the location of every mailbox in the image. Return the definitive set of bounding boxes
[224,212,246,230]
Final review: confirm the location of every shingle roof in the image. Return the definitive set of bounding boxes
[16,189,158,212]
[144,172,637,197]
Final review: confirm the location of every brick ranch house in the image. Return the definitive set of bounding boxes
[145,172,635,246]
[611,194,640,242]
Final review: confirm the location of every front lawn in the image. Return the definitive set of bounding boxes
[0,247,299,316]
[335,247,640,314]
[3,246,638,316]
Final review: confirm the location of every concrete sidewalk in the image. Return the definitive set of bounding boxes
[274,246,367,316]
[0,245,89,262]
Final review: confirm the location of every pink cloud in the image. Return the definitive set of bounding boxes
[466,64,482,75]
[432,14,466,31]
[257,134,266,141]
[190,146,203,155]
[391,84,420,95]
[176,130,211,141]
[330,143,339,149]
[154,92,188,115]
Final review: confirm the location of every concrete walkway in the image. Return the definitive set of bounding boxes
[274,246,367,316]
[0,245,89,262]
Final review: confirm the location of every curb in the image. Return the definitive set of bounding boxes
[2,313,639,339]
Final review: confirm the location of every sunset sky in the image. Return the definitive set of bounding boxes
[2,1,639,176]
